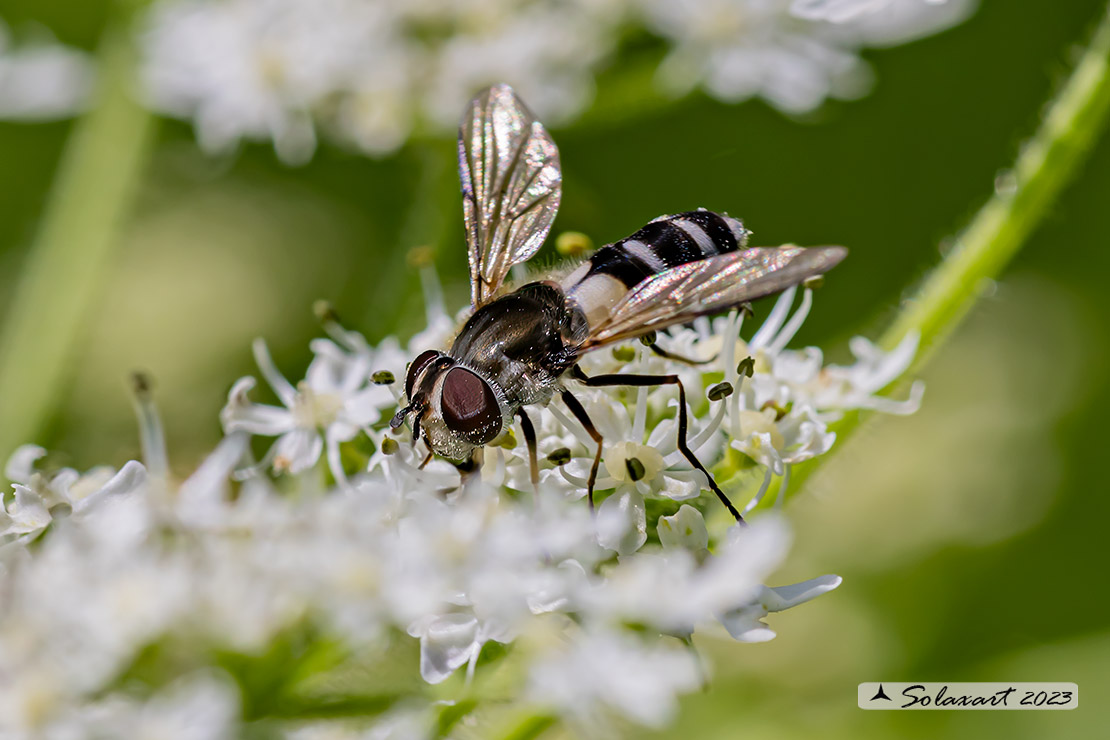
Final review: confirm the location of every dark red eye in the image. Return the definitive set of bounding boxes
[441,367,501,445]
[406,350,441,398]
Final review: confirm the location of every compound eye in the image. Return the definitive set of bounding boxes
[406,349,441,399]
[440,367,501,445]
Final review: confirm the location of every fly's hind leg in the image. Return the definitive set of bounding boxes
[572,367,745,524]
[560,390,604,512]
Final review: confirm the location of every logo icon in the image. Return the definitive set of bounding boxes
[870,684,892,701]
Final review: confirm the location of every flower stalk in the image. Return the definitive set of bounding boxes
[0,26,155,470]
[781,1,1110,504]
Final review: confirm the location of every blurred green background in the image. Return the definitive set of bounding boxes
[1,0,1108,737]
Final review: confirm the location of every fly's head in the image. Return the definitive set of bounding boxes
[390,349,505,461]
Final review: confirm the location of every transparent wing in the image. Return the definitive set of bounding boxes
[459,84,562,307]
[578,245,848,351]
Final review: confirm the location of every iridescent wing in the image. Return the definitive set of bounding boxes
[577,245,847,351]
[459,84,562,308]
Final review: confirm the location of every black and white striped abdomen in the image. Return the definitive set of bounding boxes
[561,209,749,327]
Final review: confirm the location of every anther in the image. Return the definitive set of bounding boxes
[625,457,646,482]
[372,370,395,385]
[313,300,341,324]
[555,231,593,256]
[737,356,755,378]
[381,437,399,455]
[546,447,572,466]
[707,381,734,401]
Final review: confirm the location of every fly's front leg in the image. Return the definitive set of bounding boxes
[516,407,539,497]
[560,390,603,512]
[574,368,745,524]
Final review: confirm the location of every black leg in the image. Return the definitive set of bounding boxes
[641,332,716,366]
[560,390,603,512]
[575,368,745,524]
[516,407,539,494]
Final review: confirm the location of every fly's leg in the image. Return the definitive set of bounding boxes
[560,390,604,512]
[573,367,745,524]
[638,330,716,366]
[516,407,540,497]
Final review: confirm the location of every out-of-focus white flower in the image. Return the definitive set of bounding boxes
[220,337,392,483]
[637,0,974,113]
[528,629,701,729]
[407,611,513,684]
[1,446,147,543]
[130,0,973,161]
[0,20,92,120]
[718,573,842,641]
[792,0,950,24]
[658,504,710,555]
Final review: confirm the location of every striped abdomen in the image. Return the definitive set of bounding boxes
[561,209,749,327]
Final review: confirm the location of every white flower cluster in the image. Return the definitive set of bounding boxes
[132,0,973,162]
[0,267,921,736]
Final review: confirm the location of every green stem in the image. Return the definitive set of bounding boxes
[0,28,155,469]
[783,3,1110,503]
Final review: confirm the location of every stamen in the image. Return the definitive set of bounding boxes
[749,286,797,350]
[742,467,774,515]
[767,287,813,355]
[729,357,755,441]
[252,338,297,407]
[548,404,595,451]
[129,371,169,481]
[774,465,791,509]
[720,310,740,385]
[632,347,649,442]
[325,433,350,490]
[372,371,395,385]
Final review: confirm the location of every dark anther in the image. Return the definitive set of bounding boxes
[546,447,572,466]
[625,457,646,482]
[736,356,755,378]
[707,381,734,401]
[130,370,153,396]
[372,370,395,385]
[803,275,824,290]
[313,300,340,323]
[639,331,657,347]
[739,303,755,320]
[381,437,399,455]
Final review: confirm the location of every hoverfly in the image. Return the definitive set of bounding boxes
[391,84,846,522]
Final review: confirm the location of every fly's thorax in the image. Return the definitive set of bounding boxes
[404,351,511,461]
[449,282,584,407]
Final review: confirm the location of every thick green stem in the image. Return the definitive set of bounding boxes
[782,3,1110,503]
[0,29,154,468]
